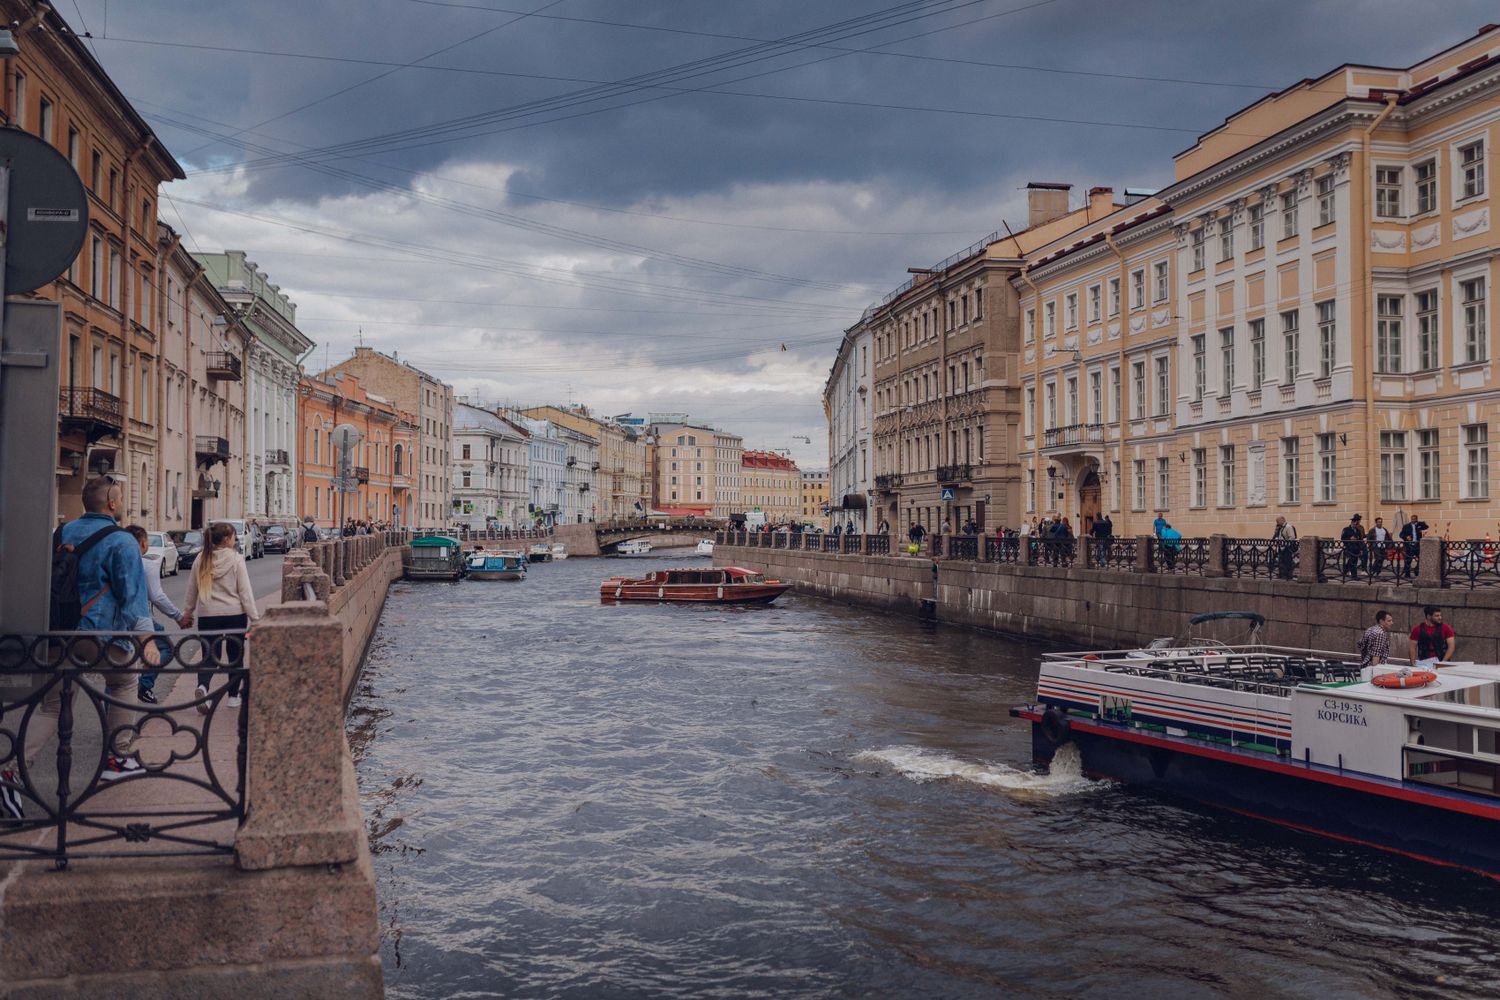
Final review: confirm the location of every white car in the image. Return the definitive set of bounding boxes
[146,531,179,577]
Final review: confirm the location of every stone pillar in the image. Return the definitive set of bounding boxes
[859,533,871,555]
[1135,535,1153,573]
[1024,535,1037,566]
[1205,534,1227,577]
[236,602,364,870]
[279,550,331,605]
[331,539,346,588]
[1294,535,1320,583]
[1082,537,1097,570]
[1418,536,1443,588]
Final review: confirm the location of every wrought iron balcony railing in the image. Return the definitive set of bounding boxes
[936,463,972,484]
[205,352,242,381]
[354,466,370,484]
[194,436,230,463]
[265,448,289,467]
[58,387,123,437]
[1042,423,1105,449]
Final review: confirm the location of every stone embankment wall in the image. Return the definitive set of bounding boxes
[290,534,406,701]
[718,545,1500,660]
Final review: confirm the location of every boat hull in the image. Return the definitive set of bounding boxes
[599,582,789,605]
[1015,707,1500,878]
[468,570,526,581]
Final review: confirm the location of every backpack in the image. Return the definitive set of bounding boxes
[303,524,318,543]
[50,524,126,630]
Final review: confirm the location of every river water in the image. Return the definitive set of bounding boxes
[350,548,1500,999]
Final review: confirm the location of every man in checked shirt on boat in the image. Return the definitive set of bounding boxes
[1357,611,1394,676]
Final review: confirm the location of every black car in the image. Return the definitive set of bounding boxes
[171,529,205,569]
[262,525,291,554]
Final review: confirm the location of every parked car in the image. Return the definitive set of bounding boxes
[211,519,266,559]
[262,525,291,554]
[170,529,204,569]
[319,527,343,541]
[145,532,179,577]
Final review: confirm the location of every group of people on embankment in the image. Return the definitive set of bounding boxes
[0,476,259,822]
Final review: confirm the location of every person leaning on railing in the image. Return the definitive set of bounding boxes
[180,522,260,713]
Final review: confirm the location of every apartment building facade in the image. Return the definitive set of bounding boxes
[2,0,188,521]
[823,325,873,532]
[298,371,407,528]
[452,402,530,531]
[741,450,800,524]
[328,346,452,528]
[801,468,830,528]
[521,404,647,521]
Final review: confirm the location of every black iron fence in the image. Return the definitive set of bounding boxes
[1088,537,1138,571]
[868,534,890,555]
[948,536,979,560]
[1032,538,1076,567]
[1441,541,1500,589]
[1152,537,1210,574]
[1317,538,1412,585]
[987,536,1021,563]
[0,631,248,868]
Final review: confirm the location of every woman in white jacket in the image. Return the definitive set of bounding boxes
[180,522,259,712]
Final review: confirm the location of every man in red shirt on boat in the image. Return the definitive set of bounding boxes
[1409,605,1456,669]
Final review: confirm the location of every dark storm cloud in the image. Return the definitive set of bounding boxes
[72,0,1500,465]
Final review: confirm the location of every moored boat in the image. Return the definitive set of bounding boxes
[615,539,652,557]
[1012,611,1500,877]
[404,534,464,581]
[600,566,789,604]
[528,542,553,563]
[695,539,714,556]
[550,543,569,560]
[465,549,528,581]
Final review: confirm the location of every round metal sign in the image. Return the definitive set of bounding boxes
[0,127,89,294]
[332,423,363,453]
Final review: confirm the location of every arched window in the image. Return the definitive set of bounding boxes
[393,444,403,476]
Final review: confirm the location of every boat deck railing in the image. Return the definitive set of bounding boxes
[1044,644,1368,696]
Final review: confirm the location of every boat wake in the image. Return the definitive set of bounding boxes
[853,742,1103,797]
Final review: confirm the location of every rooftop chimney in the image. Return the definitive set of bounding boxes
[1027,182,1072,228]
[1088,186,1115,216]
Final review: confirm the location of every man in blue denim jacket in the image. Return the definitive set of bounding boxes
[18,478,156,796]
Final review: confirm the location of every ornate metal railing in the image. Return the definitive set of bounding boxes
[987,536,1021,563]
[787,532,804,550]
[204,352,242,380]
[822,535,840,553]
[842,533,861,553]
[265,448,289,467]
[948,536,979,560]
[868,534,890,555]
[935,464,972,484]
[1442,541,1500,588]
[1223,538,1281,579]
[1088,537,1137,571]
[1032,538,1076,567]
[874,474,903,492]
[1151,537,1210,575]
[194,436,230,462]
[1317,538,1412,585]
[0,631,248,868]
[59,387,123,431]
[772,532,787,549]
[1043,423,1104,449]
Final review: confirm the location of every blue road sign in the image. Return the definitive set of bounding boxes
[940,487,955,501]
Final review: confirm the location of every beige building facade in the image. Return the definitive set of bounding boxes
[522,404,648,521]
[741,450,800,523]
[328,346,452,528]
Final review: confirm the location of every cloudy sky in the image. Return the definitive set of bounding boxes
[73,0,1497,467]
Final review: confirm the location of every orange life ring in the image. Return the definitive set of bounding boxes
[1372,670,1438,689]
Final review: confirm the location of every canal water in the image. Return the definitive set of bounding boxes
[351,549,1500,999]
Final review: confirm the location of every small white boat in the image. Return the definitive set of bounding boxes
[551,543,569,560]
[528,542,553,563]
[696,539,714,556]
[616,539,652,556]
[466,549,528,581]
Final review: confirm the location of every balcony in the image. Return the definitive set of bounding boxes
[1042,422,1105,451]
[392,473,413,490]
[205,352,242,381]
[195,436,230,464]
[58,387,122,442]
[936,463,972,484]
[591,462,600,471]
[874,473,903,492]
[265,448,289,467]
[354,466,370,484]
[566,457,577,467]
[579,482,590,492]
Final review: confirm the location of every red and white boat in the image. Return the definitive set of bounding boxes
[600,566,790,604]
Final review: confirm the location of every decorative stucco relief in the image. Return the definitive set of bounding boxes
[1453,207,1490,240]
[1369,229,1408,253]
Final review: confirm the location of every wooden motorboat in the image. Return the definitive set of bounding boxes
[465,549,527,581]
[528,542,553,563]
[600,566,790,605]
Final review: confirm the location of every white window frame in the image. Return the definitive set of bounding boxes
[1460,275,1488,365]
[1317,433,1337,503]
[1218,445,1236,507]
[1025,308,1036,344]
[1218,215,1234,262]
[1317,300,1336,378]
[1379,430,1408,503]
[1131,360,1146,420]
[1282,309,1300,384]
[1088,284,1101,324]
[1458,138,1487,202]
[1153,260,1169,303]
[1130,269,1145,310]
[1418,429,1440,501]
[1065,292,1078,331]
[1132,459,1147,512]
[1154,355,1170,416]
[1375,165,1403,219]
[1155,457,1169,511]
[1108,364,1121,422]
[1219,326,1234,396]
[1250,318,1266,386]
[1191,334,1206,401]
[1248,202,1264,251]
[1463,423,1489,500]
[1281,437,1300,504]
[1044,301,1056,339]
[1317,174,1336,227]
[1416,288,1439,371]
[1280,190,1298,239]
[1414,157,1438,216]
[1108,277,1120,317]
[1191,227,1206,272]
[1089,369,1103,425]
[1191,449,1207,508]
[1376,294,1403,374]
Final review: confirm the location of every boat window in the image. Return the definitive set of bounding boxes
[1424,682,1500,708]
[1406,747,1500,797]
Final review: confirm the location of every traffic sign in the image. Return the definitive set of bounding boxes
[940,487,955,501]
[0,128,89,294]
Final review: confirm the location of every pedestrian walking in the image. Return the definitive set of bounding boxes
[1400,514,1429,578]
[1357,611,1394,673]
[181,522,260,713]
[877,518,890,535]
[1367,516,1393,576]
[1092,513,1114,562]
[125,524,182,705]
[4,478,159,819]
[907,521,926,555]
[1340,514,1367,578]
[1153,513,1167,538]
[1408,605,1455,669]
[1272,516,1297,580]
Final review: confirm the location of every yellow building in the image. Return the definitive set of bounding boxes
[522,405,648,521]
[741,450,800,524]
[801,469,830,528]
[1005,25,1500,540]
